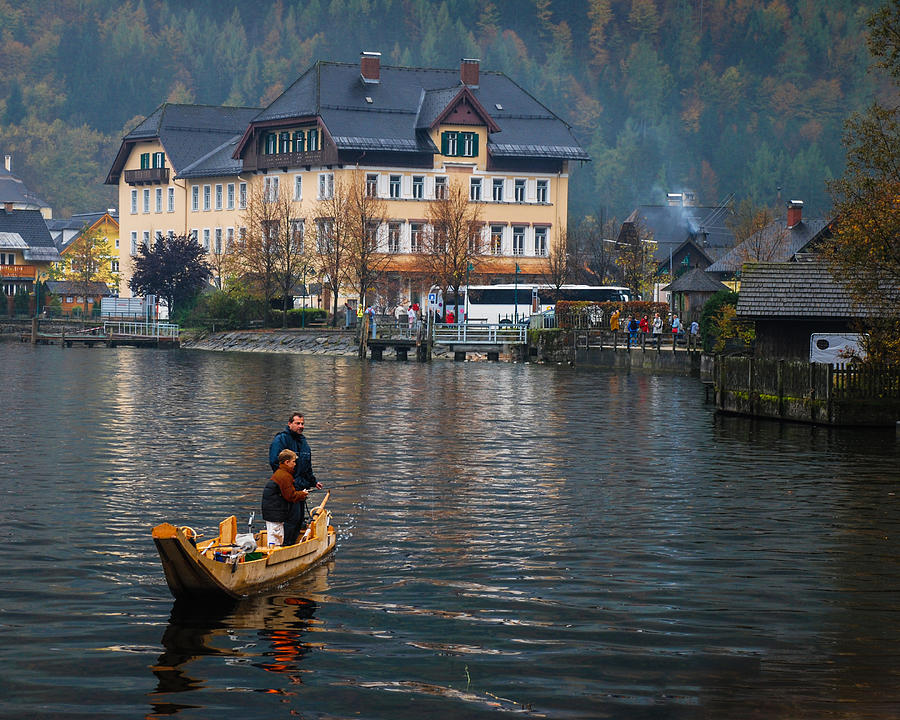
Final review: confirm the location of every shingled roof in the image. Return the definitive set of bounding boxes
[735,261,881,319]
[706,217,831,274]
[243,60,588,161]
[106,104,261,184]
[45,280,113,296]
[0,208,60,262]
[621,204,736,263]
[662,267,729,293]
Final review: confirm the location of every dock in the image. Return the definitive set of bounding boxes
[23,320,180,348]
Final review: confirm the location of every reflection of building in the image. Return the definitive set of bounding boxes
[106,53,588,303]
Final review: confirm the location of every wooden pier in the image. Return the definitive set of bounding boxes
[23,320,180,348]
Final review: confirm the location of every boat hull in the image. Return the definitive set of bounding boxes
[152,501,335,600]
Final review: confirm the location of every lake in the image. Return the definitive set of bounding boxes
[0,342,898,719]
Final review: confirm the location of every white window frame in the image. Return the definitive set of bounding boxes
[410,222,422,253]
[130,231,138,255]
[214,228,222,254]
[514,179,526,203]
[215,184,223,210]
[227,183,235,209]
[512,226,525,255]
[167,186,175,213]
[226,227,234,251]
[155,187,163,213]
[434,176,448,199]
[142,188,150,213]
[534,226,548,256]
[492,178,504,202]
[366,173,378,198]
[318,173,334,199]
[536,179,549,204]
[191,185,199,212]
[412,175,424,200]
[490,225,504,255]
[293,175,302,201]
[469,177,482,201]
[389,174,401,199]
[142,230,150,248]
[202,228,210,251]
[264,176,279,203]
[388,222,400,253]
[239,182,247,209]
[130,189,138,214]
[203,184,211,211]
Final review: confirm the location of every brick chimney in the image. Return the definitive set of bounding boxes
[360,51,381,84]
[787,200,803,228]
[461,58,480,87]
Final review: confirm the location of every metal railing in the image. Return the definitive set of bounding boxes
[432,323,526,344]
[103,321,180,338]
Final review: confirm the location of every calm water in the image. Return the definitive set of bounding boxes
[0,342,898,719]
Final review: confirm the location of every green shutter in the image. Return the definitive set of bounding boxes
[441,132,449,156]
[471,133,479,157]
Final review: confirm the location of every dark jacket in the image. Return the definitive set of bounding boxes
[269,427,316,489]
[261,464,307,522]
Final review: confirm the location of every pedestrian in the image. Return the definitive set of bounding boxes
[407,304,416,334]
[627,316,638,344]
[446,309,455,324]
[610,308,620,334]
[261,449,308,548]
[365,304,376,339]
[690,320,699,337]
[639,315,649,334]
[652,312,662,336]
[672,314,681,337]
[269,413,323,545]
[343,301,353,329]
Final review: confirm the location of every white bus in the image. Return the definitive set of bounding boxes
[445,284,632,324]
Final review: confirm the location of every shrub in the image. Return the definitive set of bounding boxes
[556,300,670,329]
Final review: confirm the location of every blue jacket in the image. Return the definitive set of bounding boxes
[269,427,316,490]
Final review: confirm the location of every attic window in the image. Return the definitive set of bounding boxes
[495,104,503,110]
[365,96,373,104]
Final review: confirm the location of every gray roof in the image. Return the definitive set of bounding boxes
[735,261,882,319]
[178,134,245,179]
[706,218,830,274]
[250,61,588,161]
[0,208,60,262]
[622,204,737,263]
[662,267,729,293]
[107,104,260,183]
[45,280,113,296]
[0,168,50,208]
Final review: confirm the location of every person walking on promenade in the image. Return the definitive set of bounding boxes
[672,314,682,341]
[365,304,376,339]
[407,305,416,335]
[610,308,620,335]
[651,312,663,348]
[261,449,308,547]
[639,315,649,335]
[269,413,322,545]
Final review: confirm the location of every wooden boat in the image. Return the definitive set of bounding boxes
[152,491,336,600]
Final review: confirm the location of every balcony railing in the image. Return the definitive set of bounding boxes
[257,150,325,169]
[124,167,170,185]
[0,264,35,279]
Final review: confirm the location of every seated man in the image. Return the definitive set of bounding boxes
[261,449,308,547]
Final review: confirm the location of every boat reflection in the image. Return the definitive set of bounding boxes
[147,561,333,715]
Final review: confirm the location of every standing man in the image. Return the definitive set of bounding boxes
[269,413,323,545]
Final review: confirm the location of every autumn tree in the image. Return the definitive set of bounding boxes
[343,171,391,314]
[541,225,574,301]
[422,178,483,321]
[614,218,655,298]
[56,223,119,316]
[727,199,792,264]
[129,234,211,317]
[825,2,900,363]
[233,182,307,327]
[311,175,352,326]
[582,214,622,284]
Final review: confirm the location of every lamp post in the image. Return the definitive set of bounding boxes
[301,264,307,328]
[465,261,473,322]
[514,263,520,322]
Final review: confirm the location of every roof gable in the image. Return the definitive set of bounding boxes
[706,217,832,274]
[419,86,500,133]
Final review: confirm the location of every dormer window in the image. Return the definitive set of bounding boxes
[263,126,320,155]
[441,131,478,158]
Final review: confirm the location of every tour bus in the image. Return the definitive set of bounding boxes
[445,284,632,324]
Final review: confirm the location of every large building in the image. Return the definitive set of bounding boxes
[106,53,589,305]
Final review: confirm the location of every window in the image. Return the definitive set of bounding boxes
[389,174,401,199]
[167,230,174,240]
[130,232,138,255]
[441,131,478,157]
[434,176,447,199]
[514,179,526,203]
[293,131,305,153]
[293,175,302,201]
[155,187,163,213]
[490,225,503,255]
[412,176,424,199]
[214,228,222,254]
[215,184,223,210]
[115,238,119,249]
[366,221,379,247]
[227,183,235,209]
[239,182,247,209]
[410,223,422,253]
[111,260,119,273]
[264,176,279,203]
[291,219,304,253]
[140,152,150,169]
[265,133,277,154]
[468,225,482,254]
[492,178,504,202]
[470,177,482,201]
[167,187,175,212]
[279,132,290,153]
[534,227,548,256]
[512,226,525,255]
[202,229,210,251]
[536,179,549,203]
[307,128,319,152]
[318,173,333,199]
[366,173,378,197]
[142,189,150,213]
[316,219,333,252]
[203,185,211,210]
[190,229,198,242]
[153,152,165,168]
[130,190,138,214]
[142,230,150,249]
[388,222,400,253]
[191,185,199,211]
[443,131,458,156]
[226,227,234,251]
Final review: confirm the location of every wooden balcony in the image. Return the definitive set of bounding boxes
[124,167,170,185]
[0,264,35,279]
[256,150,326,169]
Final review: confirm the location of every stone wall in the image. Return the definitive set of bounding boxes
[181,330,360,356]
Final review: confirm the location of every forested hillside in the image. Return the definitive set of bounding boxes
[0,0,889,221]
